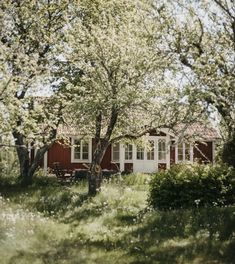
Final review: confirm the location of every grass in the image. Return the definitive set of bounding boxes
[0,173,234,264]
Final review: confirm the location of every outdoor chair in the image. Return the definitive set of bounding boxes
[74,169,88,181]
[52,162,74,183]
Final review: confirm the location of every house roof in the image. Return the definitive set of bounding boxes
[171,123,220,141]
[56,122,220,141]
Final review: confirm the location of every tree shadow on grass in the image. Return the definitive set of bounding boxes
[5,206,235,264]
[123,206,235,264]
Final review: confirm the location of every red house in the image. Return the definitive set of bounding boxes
[41,124,219,174]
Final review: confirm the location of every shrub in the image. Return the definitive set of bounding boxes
[0,148,19,187]
[148,163,235,210]
[221,133,235,168]
[32,169,59,187]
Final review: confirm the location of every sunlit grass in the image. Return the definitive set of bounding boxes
[0,196,69,264]
[0,173,234,263]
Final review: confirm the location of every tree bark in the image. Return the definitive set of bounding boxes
[13,131,32,186]
[13,131,52,186]
[88,139,109,196]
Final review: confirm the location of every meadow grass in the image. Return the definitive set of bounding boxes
[0,173,234,264]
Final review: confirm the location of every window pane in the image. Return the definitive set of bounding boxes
[125,144,133,160]
[82,141,89,160]
[158,139,166,160]
[74,140,81,160]
[147,140,154,160]
[112,143,120,161]
[82,142,89,152]
[73,139,90,160]
[82,152,89,160]
[137,146,144,160]
[185,143,190,161]
[178,143,183,161]
[74,150,80,160]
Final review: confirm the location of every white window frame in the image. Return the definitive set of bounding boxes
[158,138,167,163]
[175,142,193,163]
[71,137,92,163]
[111,142,120,162]
[124,143,133,161]
[136,145,145,160]
[146,140,155,160]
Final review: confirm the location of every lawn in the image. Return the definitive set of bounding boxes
[0,173,234,264]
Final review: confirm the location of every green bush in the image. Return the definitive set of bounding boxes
[0,147,19,187]
[221,133,235,168]
[148,163,235,210]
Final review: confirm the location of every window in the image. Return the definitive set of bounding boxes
[178,143,184,162]
[125,143,133,160]
[147,140,154,160]
[158,139,166,161]
[136,146,144,160]
[177,142,191,163]
[72,138,91,162]
[112,143,120,161]
[185,143,191,161]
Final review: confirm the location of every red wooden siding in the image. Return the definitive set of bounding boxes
[124,163,133,173]
[193,141,213,163]
[158,163,167,170]
[46,139,214,172]
[100,143,119,170]
[47,142,79,170]
[47,141,119,171]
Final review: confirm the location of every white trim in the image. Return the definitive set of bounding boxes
[119,144,125,172]
[111,142,120,162]
[157,137,167,163]
[135,144,145,161]
[43,151,48,174]
[155,138,158,171]
[175,142,193,164]
[71,137,92,163]
[190,144,194,163]
[166,135,171,169]
[146,139,155,161]
[124,143,133,161]
[212,141,216,165]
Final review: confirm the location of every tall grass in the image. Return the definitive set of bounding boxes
[0,173,234,263]
[0,147,19,186]
[0,195,69,264]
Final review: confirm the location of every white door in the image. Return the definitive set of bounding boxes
[133,140,157,173]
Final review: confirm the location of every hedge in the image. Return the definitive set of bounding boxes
[148,163,235,210]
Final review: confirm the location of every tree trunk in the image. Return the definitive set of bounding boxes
[13,131,51,186]
[13,131,32,186]
[88,139,109,196]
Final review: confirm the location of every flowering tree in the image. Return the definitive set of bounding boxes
[0,0,69,185]
[62,0,204,195]
[166,0,235,165]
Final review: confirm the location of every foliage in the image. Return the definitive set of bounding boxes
[222,132,235,168]
[120,172,151,187]
[60,0,206,194]
[0,175,234,263]
[149,163,235,210]
[0,0,70,184]
[64,0,203,139]
[0,147,19,187]
[164,0,235,159]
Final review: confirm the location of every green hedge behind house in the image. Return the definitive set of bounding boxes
[148,164,235,210]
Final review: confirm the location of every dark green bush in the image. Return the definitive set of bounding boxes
[222,133,235,168]
[149,163,235,210]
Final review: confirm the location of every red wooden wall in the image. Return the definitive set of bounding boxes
[46,140,214,171]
